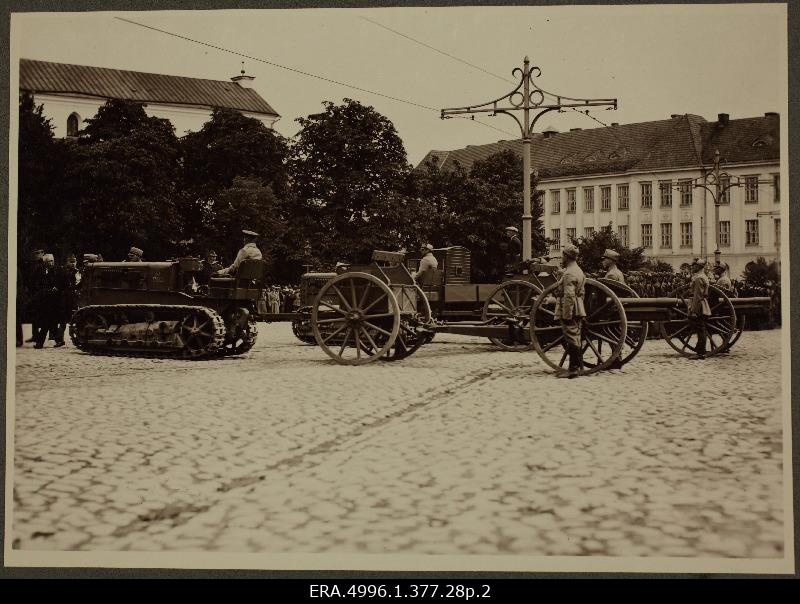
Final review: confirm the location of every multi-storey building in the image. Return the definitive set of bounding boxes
[19,59,280,137]
[419,113,780,277]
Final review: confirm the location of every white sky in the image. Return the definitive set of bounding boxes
[11,4,788,165]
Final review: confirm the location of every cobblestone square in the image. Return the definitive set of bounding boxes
[10,324,787,563]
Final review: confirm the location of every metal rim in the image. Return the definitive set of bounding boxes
[311,272,400,365]
[482,280,542,351]
[380,284,432,361]
[530,278,628,375]
[660,284,736,358]
[178,310,219,358]
[597,278,649,366]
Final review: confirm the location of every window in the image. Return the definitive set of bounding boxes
[745,219,759,245]
[774,218,781,248]
[566,227,576,242]
[641,224,652,248]
[718,176,730,204]
[67,113,80,137]
[566,189,576,213]
[773,174,780,203]
[680,222,692,247]
[660,223,672,248]
[584,227,595,238]
[550,229,561,250]
[745,176,759,203]
[659,181,672,207]
[640,182,652,208]
[679,180,692,206]
[583,187,594,212]
[719,221,731,247]
[600,186,611,211]
[617,184,629,210]
[550,190,561,214]
[617,225,629,247]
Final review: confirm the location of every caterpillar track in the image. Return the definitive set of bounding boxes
[69,304,229,360]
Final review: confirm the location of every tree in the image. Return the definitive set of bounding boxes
[290,99,411,266]
[64,100,182,260]
[742,257,780,288]
[639,258,674,273]
[572,223,646,274]
[17,93,69,258]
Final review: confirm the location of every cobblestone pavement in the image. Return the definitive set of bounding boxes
[11,324,785,558]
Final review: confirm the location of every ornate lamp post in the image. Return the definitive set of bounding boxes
[441,57,617,261]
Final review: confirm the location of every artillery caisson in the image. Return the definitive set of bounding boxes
[70,258,267,359]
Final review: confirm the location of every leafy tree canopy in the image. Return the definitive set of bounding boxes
[572,223,646,274]
[742,257,780,287]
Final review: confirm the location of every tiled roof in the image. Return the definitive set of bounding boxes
[419,114,779,179]
[20,59,279,116]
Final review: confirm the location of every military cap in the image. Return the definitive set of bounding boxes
[42,253,54,262]
[242,229,260,237]
[714,261,729,272]
[562,244,579,259]
[602,249,621,261]
[421,243,434,251]
[690,257,706,268]
[83,253,99,262]
[504,226,519,233]
[66,253,77,261]
[129,246,143,257]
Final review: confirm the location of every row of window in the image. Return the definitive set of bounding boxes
[549,219,780,250]
[549,176,780,214]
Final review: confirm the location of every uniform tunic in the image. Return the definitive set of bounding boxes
[218,242,263,276]
[715,274,732,292]
[554,262,586,350]
[413,252,439,282]
[689,271,711,316]
[604,265,626,284]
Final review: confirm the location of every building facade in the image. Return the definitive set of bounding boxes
[20,59,280,137]
[419,113,780,278]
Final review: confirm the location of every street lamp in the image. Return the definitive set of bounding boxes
[441,57,617,261]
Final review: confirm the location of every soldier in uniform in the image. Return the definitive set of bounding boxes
[126,246,144,262]
[411,243,438,283]
[501,226,522,276]
[554,244,586,378]
[713,262,733,293]
[601,249,625,283]
[688,257,711,359]
[217,229,263,276]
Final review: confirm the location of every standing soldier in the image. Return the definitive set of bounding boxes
[713,262,733,293]
[501,226,522,276]
[554,244,586,378]
[601,249,625,283]
[688,257,711,359]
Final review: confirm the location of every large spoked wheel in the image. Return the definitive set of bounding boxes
[598,278,649,366]
[311,272,400,365]
[660,285,736,358]
[530,279,628,376]
[482,280,542,351]
[723,316,746,352]
[380,285,432,362]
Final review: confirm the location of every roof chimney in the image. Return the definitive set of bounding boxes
[670,114,681,119]
[765,112,779,118]
[569,127,582,132]
[718,113,729,126]
[231,62,255,88]
[542,126,559,139]
[611,122,619,127]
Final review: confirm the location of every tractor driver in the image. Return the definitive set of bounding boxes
[411,243,438,283]
[216,229,263,276]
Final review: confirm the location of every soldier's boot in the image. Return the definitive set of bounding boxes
[567,344,583,378]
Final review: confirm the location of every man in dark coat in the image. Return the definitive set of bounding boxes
[32,253,60,349]
[54,254,80,347]
[199,250,223,285]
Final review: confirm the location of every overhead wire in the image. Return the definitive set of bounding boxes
[113,16,515,137]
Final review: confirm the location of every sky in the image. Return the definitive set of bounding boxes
[11,4,788,165]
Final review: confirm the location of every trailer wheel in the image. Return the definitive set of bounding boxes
[598,278,649,366]
[530,279,627,375]
[311,272,400,365]
[660,285,735,357]
[380,285,432,361]
[482,280,542,351]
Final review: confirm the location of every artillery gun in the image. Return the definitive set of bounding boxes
[70,258,267,359]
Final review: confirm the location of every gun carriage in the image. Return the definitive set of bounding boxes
[308,249,772,372]
[70,258,267,359]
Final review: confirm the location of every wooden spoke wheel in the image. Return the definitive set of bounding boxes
[380,285,432,362]
[530,279,628,376]
[724,316,746,352]
[482,280,542,351]
[598,278,649,367]
[311,272,400,365]
[660,284,735,358]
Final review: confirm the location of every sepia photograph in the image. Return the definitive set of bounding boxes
[4,2,793,574]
